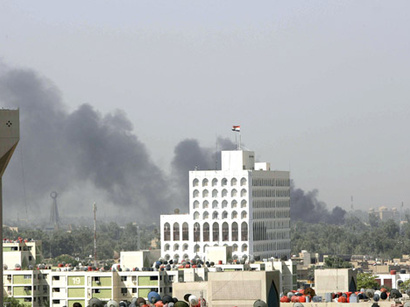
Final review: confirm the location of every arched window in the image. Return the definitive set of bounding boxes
[241,211,247,219]
[173,244,179,251]
[241,222,248,241]
[231,178,237,186]
[203,222,210,242]
[222,178,228,186]
[183,253,189,260]
[212,189,218,197]
[231,189,237,197]
[241,200,247,208]
[203,244,209,253]
[193,200,199,209]
[241,189,247,197]
[173,223,180,241]
[202,178,208,187]
[212,211,219,219]
[203,200,209,209]
[164,244,170,251]
[232,222,238,241]
[164,223,170,241]
[202,189,209,198]
[240,177,247,186]
[222,200,228,208]
[233,244,238,252]
[232,211,238,219]
[222,211,228,219]
[173,254,180,262]
[242,244,248,252]
[193,179,199,187]
[182,222,189,241]
[183,244,188,251]
[165,254,170,260]
[231,200,237,208]
[194,244,200,253]
[212,178,218,186]
[203,211,209,219]
[194,223,200,242]
[222,222,229,241]
[213,222,219,242]
[193,212,200,220]
[193,190,199,198]
[222,189,228,197]
[212,200,218,209]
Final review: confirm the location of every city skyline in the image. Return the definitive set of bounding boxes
[1,1,409,219]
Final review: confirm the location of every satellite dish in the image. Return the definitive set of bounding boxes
[188,295,198,305]
[253,299,268,307]
[365,289,375,299]
[89,298,104,307]
[106,300,119,307]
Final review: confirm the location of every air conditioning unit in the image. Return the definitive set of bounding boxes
[96,280,101,285]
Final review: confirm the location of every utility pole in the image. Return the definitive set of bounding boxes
[93,203,97,268]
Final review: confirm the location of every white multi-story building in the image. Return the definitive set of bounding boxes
[160,149,291,262]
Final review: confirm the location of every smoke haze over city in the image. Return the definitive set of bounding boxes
[1,2,410,224]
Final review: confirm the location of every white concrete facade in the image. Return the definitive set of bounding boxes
[160,149,291,262]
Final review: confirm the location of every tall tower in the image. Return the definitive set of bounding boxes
[160,148,291,262]
[50,191,59,230]
[0,109,20,307]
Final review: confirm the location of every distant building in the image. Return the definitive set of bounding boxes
[3,269,50,307]
[3,239,43,270]
[160,148,291,262]
[369,206,400,222]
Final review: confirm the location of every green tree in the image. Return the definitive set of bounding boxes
[4,297,28,307]
[357,272,379,289]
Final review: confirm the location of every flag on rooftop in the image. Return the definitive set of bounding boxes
[232,125,240,132]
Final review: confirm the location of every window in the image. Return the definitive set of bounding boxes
[232,222,238,241]
[93,289,101,294]
[193,190,199,198]
[164,244,170,251]
[121,288,127,294]
[231,178,237,186]
[241,222,248,241]
[173,223,180,241]
[222,222,229,241]
[121,276,127,282]
[222,211,228,219]
[212,200,218,209]
[222,189,228,197]
[150,276,159,280]
[222,200,228,208]
[182,222,189,241]
[231,200,237,208]
[194,211,200,220]
[241,211,247,219]
[232,211,238,219]
[241,189,247,197]
[231,189,237,197]
[193,179,199,187]
[194,223,200,242]
[241,200,247,208]
[212,178,218,186]
[212,189,218,197]
[132,288,137,293]
[222,178,228,186]
[203,211,209,219]
[203,223,210,242]
[164,223,171,241]
[213,222,219,242]
[202,189,209,198]
[52,300,60,304]
[212,211,219,219]
[203,201,209,209]
[52,276,59,281]
[241,177,247,186]
[52,288,60,292]
[193,200,199,209]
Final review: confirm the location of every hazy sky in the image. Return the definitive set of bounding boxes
[1,1,410,213]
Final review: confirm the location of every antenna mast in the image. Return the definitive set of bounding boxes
[93,203,97,267]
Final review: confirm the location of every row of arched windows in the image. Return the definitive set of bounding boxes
[193,177,247,187]
[193,199,247,209]
[163,243,248,260]
[193,222,248,242]
[193,210,247,220]
[163,222,189,241]
[193,188,247,198]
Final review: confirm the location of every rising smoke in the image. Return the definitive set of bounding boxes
[0,64,344,226]
[290,182,346,225]
[0,66,176,224]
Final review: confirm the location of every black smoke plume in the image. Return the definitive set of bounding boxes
[0,66,175,223]
[290,182,346,224]
[171,138,236,208]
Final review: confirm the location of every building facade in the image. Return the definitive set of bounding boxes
[160,149,291,262]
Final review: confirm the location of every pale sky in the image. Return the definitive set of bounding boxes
[1,1,410,212]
